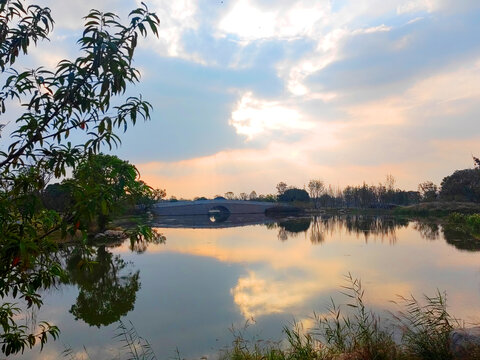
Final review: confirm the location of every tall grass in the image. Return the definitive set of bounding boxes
[63,320,157,360]
[392,291,458,360]
[221,274,480,360]
[311,274,399,360]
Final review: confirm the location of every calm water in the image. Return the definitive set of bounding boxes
[14,216,480,359]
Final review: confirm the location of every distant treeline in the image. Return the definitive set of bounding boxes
[185,157,480,208]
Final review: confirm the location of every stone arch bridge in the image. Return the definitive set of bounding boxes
[152,199,277,216]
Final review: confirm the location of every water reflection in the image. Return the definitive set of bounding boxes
[413,221,440,241]
[16,214,480,360]
[276,218,311,241]
[152,213,271,228]
[151,213,480,251]
[64,245,140,327]
[271,216,410,245]
[443,228,480,252]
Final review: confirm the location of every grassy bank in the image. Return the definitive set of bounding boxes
[393,202,480,217]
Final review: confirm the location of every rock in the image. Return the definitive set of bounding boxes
[94,229,126,240]
[450,327,480,359]
[104,229,125,237]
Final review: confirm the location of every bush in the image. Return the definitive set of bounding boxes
[278,188,310,202]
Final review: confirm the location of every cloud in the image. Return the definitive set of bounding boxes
[134,55,480,198]
[396,0,437,14]
[137,0,201,62]
[229,92,314,139]
[217,0,329,42]
[24,0,480,203]
[231,270,319,318]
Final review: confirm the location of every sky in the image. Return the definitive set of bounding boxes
[6,0,480,198]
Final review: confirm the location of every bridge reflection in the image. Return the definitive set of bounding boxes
[152,213,274,228]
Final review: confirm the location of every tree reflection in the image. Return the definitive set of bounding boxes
[272,215,409,244]
[343,216,408,243]
[270,214,480,252]
[413,221,440,240]
[310,216,325,244]
[65,245,140,327]
[442,228,480,252]
[277,218,311,241]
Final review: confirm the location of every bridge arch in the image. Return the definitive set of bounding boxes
[208,205,230,222]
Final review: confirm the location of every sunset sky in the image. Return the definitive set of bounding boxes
[12,0,480,197]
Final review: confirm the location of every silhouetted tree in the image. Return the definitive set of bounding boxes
[276,182,288,195]
[474,156,480,169]
[440,169,480,202]
[42,182,74,212]
[308,179,324,209]
[278,188,310,202]
[224,191,235,200]
[418,181,438,202]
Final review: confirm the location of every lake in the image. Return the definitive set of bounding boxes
[14,215,480,359]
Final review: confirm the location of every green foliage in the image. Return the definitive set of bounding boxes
[0,0,160,354]
[66,153,155,231]
[42,182,74,212]
[444,212,480,239]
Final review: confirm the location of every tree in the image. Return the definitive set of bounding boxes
[385,174,396,191]
[239,192,248,201]
[0,1,159,355]
[276,181,288,195]
[42,182,74,212]
[224,191,235,200]
[418,181,438,202]
[278,188,310,202]
[474,156,480,169]
[440,169,480,202]
[307,179,324,209]
[249,190,257,200]
[66,154,154,231]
